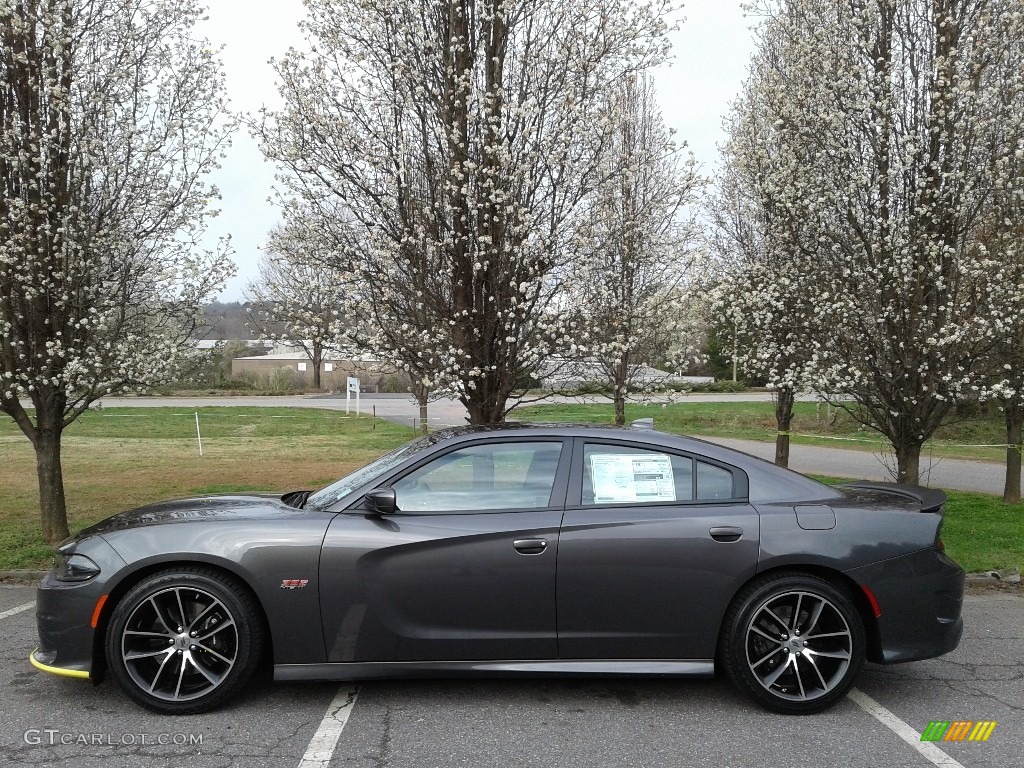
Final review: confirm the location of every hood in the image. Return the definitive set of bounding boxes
[77,493,299,538]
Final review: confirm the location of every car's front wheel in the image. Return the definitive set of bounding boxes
[719,572,865,714]
[105,568,264,714]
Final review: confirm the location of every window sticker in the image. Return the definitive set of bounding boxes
[589,453,675,503]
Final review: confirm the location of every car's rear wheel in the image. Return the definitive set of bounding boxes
[719,572,865,714]
[105,568,264,714]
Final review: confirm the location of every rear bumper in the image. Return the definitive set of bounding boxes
[847,548,964,664]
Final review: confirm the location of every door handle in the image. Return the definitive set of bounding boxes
[709,526,743,543]
[513,538,548,555]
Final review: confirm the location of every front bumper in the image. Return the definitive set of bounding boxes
[848,548,965,664]
[32,534,128,680]
[29,648,90,679]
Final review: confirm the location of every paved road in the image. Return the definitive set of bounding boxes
[2,583,1020,768]
[88,394,1010,495]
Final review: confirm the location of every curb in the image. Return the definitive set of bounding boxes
[965,569,1021,588]
[0,570,46,584]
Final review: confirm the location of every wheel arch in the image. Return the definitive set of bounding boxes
[716,564,883,665]
[90,559,274,684]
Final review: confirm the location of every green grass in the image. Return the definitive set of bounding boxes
[1,404,1020,573]
[940,490,1024,573]
[513,401,1014,462]
[0,406,406,440]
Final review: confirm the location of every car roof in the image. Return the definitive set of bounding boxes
[437,421,737,455]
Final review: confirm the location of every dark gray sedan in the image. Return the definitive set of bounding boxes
[31,423,964,715]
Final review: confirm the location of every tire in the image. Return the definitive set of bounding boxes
[719,572,865,715]
[105,568,265,714]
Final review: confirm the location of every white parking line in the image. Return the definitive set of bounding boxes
[0,602,34,620]
[848,688,966,768]
[297,685,360,768]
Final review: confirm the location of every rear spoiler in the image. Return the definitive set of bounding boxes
[837,481,946,514]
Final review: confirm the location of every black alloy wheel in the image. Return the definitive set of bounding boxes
[720,572,866,714]
[105,568,264,714]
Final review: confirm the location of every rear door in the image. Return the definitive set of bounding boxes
[556,439,759,660]
[319,439,568,662]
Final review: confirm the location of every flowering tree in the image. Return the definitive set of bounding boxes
[708,40,821,468]
[978,218,1024,502]
[0,0,234,542]
[974,47,1024,501]
[247,220,348,390]
[567,74,703,425]
[258,0,674,424]
[709,264,820,467]
[986,313,1024,503]
[729,0,1024,484]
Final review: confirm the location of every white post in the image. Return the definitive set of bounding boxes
[195,411,203,457]
[347,376,360,416]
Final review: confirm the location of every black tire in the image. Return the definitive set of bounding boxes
[105,567,265,714]
[719,572,865,714]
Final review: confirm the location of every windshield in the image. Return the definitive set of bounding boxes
[305,433,438,510]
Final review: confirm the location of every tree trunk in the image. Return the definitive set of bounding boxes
[613,390,626,427]
[774,386,795,468]
[2,396,71,544]
[1004,404,1022,504]
[465,395,508,425]
[311,342,322,390]
[35,422,70,544]
[463,374,511,425]
[894,441,923,486]
[613,356,628,426]
[418,395,429,435]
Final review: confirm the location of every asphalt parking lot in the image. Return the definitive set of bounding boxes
[1,584,1020,768]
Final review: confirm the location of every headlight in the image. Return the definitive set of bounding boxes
[53,552,101,582]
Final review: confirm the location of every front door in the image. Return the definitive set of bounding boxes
[319,439,568,662]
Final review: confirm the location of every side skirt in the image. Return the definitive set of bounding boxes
[275,659,715,682]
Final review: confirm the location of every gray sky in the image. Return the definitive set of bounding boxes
[199,1,756,301]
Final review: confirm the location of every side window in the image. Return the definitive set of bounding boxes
[696,461,734,500]
[392,442,563,512]
[582,444,693,505]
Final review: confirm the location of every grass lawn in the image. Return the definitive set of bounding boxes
[0,407,414,570]
[1,405,1020,573]
[931,489,1024,573]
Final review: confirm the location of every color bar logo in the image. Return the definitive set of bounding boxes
[921,721,997,742]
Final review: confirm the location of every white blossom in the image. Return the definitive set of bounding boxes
[0,0,236,541]
[256,0,675,424]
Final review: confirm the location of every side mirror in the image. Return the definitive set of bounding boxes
[365,488,397,515]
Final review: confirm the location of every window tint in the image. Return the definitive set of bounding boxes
[696,461,734,500]
[392,442,563,512]
[582,444,693,505]
[696,460,737,501]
